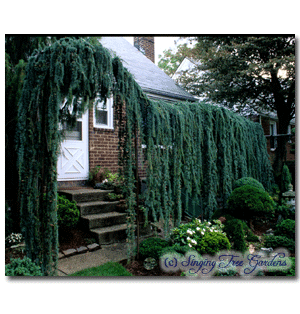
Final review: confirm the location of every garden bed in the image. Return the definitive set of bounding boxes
[5,225,95,265]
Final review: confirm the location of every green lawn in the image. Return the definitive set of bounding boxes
[69,262,133,276]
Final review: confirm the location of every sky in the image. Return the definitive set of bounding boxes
[124,36,179,65]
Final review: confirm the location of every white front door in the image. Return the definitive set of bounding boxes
[57,111,89,181]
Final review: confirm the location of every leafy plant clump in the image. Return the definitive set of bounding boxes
[275,204,295,220]
[233,177,265,191]
[5,257,43,276]
[274,219,295,240]
[105,193,124,201]
[5,233,23,248]
[264,235,295,254]
[57,195,80,229]
[170,218,230,255]
[226,185,275,221]
[139,237,170,260]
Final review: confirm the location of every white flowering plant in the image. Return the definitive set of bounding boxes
[170,219,230,254]
[5,233,23,248]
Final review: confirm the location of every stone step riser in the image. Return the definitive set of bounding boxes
[91,228,127,245]
[81,214,127,230]
[59,190,113,203]
[78,202,119,216]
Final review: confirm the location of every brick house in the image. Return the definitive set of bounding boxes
[57,37,197,188]
[250,113,295,163]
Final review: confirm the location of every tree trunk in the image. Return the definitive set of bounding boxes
[272,113,290,195]
[270,70,293,195]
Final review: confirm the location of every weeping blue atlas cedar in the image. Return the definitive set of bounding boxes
[16,38,274,273]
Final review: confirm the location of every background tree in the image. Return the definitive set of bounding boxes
[159,36,295,191]
[157,43,194,76]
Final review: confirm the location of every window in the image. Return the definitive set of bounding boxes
[62,121,82,141]
[93,97,114,129]
[269,121,277,150]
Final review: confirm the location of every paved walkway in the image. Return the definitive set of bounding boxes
[57,242,129,276]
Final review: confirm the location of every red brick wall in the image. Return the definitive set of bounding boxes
[89,100,147,179]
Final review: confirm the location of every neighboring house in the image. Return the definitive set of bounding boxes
[57,37,197,188]
[249,112,295,163]
[173,57,295,164]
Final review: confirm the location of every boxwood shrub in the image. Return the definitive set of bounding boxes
[197,232,231,255]
[57,195,80,229]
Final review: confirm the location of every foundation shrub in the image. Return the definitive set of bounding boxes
[57,195,80,229]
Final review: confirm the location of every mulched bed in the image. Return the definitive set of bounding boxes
[58,227,94,252]
[5,247,25,265]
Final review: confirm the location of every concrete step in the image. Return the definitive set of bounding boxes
[59,189,113,203]
[81,212,127,230]
[77,200,120,216]
[91,224,127,245]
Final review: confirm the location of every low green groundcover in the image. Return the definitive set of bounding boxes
[69,262,133,276]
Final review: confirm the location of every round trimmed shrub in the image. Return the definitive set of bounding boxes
[197,232,231,255]
[5,257,43,276]
[274,219,295,240]
[226,185,275,220]
[139,237,169,260]
[57,195,80,228]
[233,177,265,191]
[264,235,295,254]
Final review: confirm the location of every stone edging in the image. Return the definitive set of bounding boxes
[59,243,101,259]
